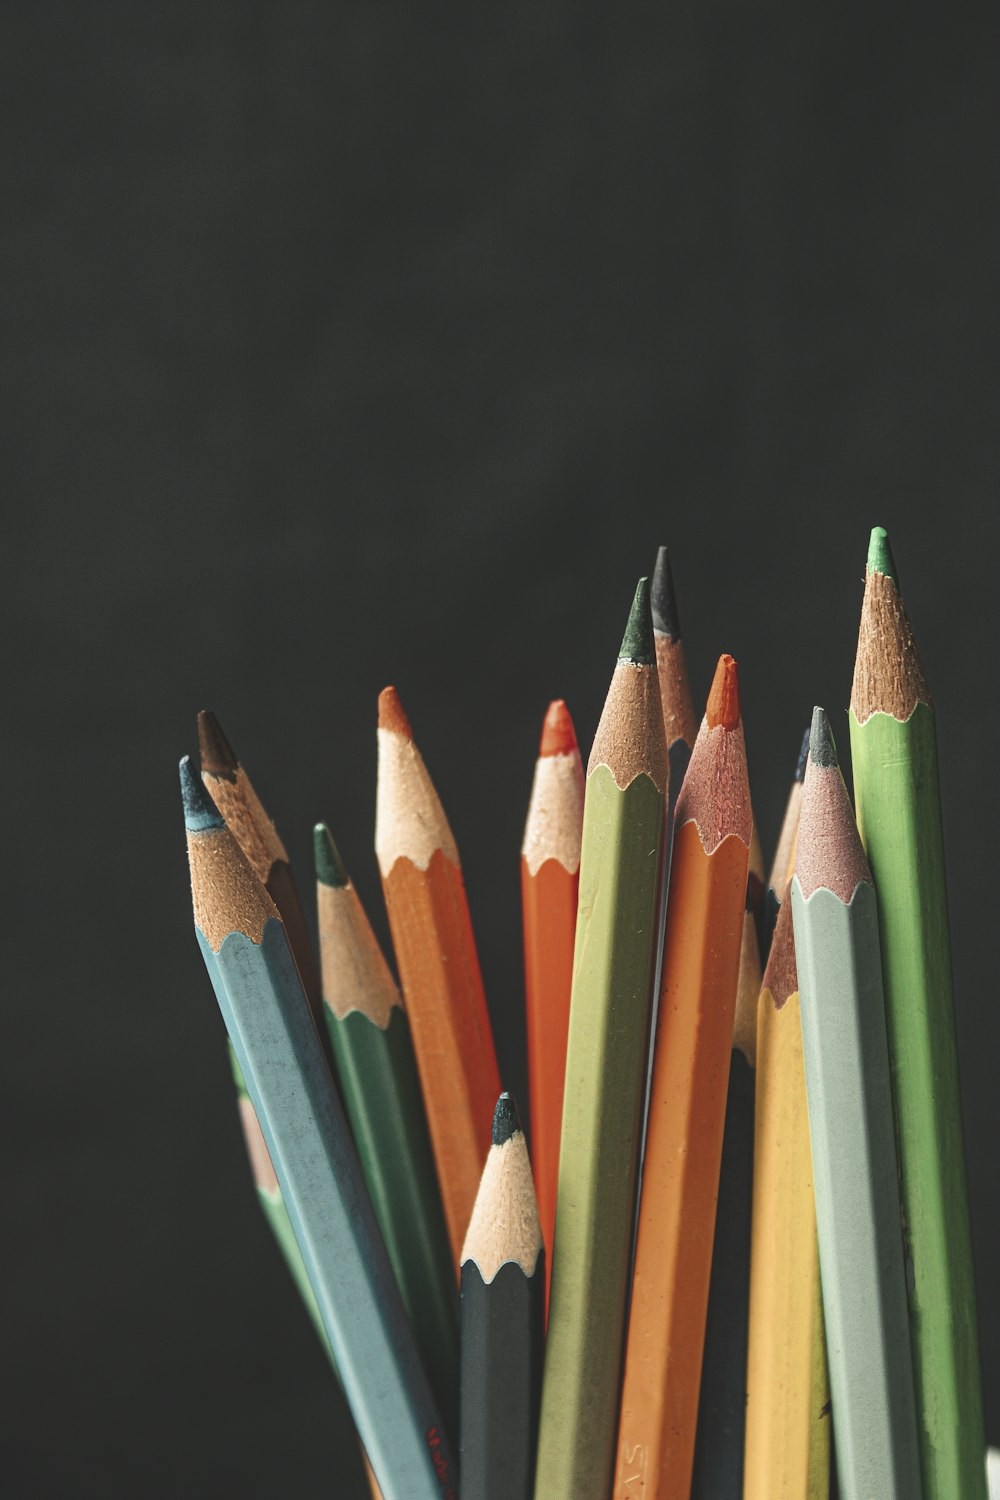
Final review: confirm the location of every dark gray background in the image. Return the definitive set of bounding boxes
[5,6,998,1496]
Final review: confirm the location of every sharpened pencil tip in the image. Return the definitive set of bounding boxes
[378,685,413,740]
[795,725,810,783]
[809,707,839,768]
[619,577,655,666]
[650,546,682,640]
[197,710,239,780]
[492,1091,522,1146]
[705,654,741,729]
[314,823,349,888]
[180,754,225,832]
[867,526,898,584]
[539,699,577,758]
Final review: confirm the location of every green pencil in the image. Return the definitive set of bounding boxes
[534,577,667,1500]
[849,527,985,1500]
[314,823,459,1433]
[791,707,922,1500]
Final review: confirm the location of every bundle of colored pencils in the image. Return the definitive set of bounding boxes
[179,527,987,1500]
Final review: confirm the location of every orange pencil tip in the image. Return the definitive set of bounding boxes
[539,699,577,757]
[705,654,741,730]
[377,685,413,739]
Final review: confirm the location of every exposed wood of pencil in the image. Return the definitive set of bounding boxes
[534,579,666,1500]
[762,726,809,955]
[461,1094,545,1500]
[849,526,984,1500]
[181,759,455,1500]
[521,699,584,1314]
[614,654,751,1500]
[375,686,500,1268]
[792,707,922,1500]
[197,709,324,1033]
[315,824,458,1433]
[743,891,829,1500]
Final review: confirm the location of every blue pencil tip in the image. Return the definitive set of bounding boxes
[180,754,225,832]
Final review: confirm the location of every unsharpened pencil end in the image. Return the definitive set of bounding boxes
[539,699,577,758]
[650,546,682,641]
[314,823,349,888]
[197,709,239,780]
[619,577,656,666]
[809,707,839,768]
[492,1091,522,1146]
[180,754,225,832]
[378,685,413,740]
[795,725,811,783]
[867,525,898,583]
[706,654,741,729]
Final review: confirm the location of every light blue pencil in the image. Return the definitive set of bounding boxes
[180,757,455,1500]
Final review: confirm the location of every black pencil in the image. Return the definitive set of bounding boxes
[460,1093,544,1500]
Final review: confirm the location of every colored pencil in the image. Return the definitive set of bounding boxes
[849,526,985,1499]
[650,544,698,816]
[691,853,762,1499]
[314,823,459,1431]
[460,1093,545,1500]
[763,726,809,954]
[534,578,666,1500]
[198,709,324,1034]
[521,699,584,1313]
[180,758,456,1500]
[614,653,752,1500]
[375,686,501,1269]
[791,707,923,1500]
[743,890,830,1500]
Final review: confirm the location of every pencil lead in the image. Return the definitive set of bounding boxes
[378,685,413,740]
[314,823,349,889]
[492,1091,522,1146]
[539,699,577,758]
[197,709,239,781]
[705,654,741,730]
[619,577,655,667]
[866,525,898,585]
[180,754,225,832]
[795,726,810,783]
[809,707,839,769]
[650,546,682,641]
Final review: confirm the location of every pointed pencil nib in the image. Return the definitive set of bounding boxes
[795,725,811,783]
[539,699,578,757]
[809,706,839,768]
[492,1091,522,1146]
[378,685,413,740]
[650,546,682,641]
[705,654,741,730]
[180,754,225,832]
[197,710,239,781]
[619,577,655,666]
[867,526,898,584]
[314,823,349,888]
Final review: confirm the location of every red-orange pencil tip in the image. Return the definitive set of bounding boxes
[539,699,577,758]
[705,654,741,730]
[377,685,413,740]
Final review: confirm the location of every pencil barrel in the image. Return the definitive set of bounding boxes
[460,1260,544,1500]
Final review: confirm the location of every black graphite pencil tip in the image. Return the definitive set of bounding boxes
[180,754,225,832]
[809,707,839,769]
[492,1091,522,1146]
[619,577,655,666]
[197,710,239,781]
[650,546,682,641]
[314,823,349,889]
[795,726,811,783]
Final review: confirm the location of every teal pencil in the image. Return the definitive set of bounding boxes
[180,758,455,1500]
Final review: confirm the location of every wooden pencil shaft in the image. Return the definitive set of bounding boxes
[792,878,923,1500]
[460,1259,545,1500]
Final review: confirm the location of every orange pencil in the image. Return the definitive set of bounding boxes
[521,700,585,1312]
[375,686,501,1268]
[614,655,752,1500]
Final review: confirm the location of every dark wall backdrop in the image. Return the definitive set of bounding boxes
[5,6,998,1496]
